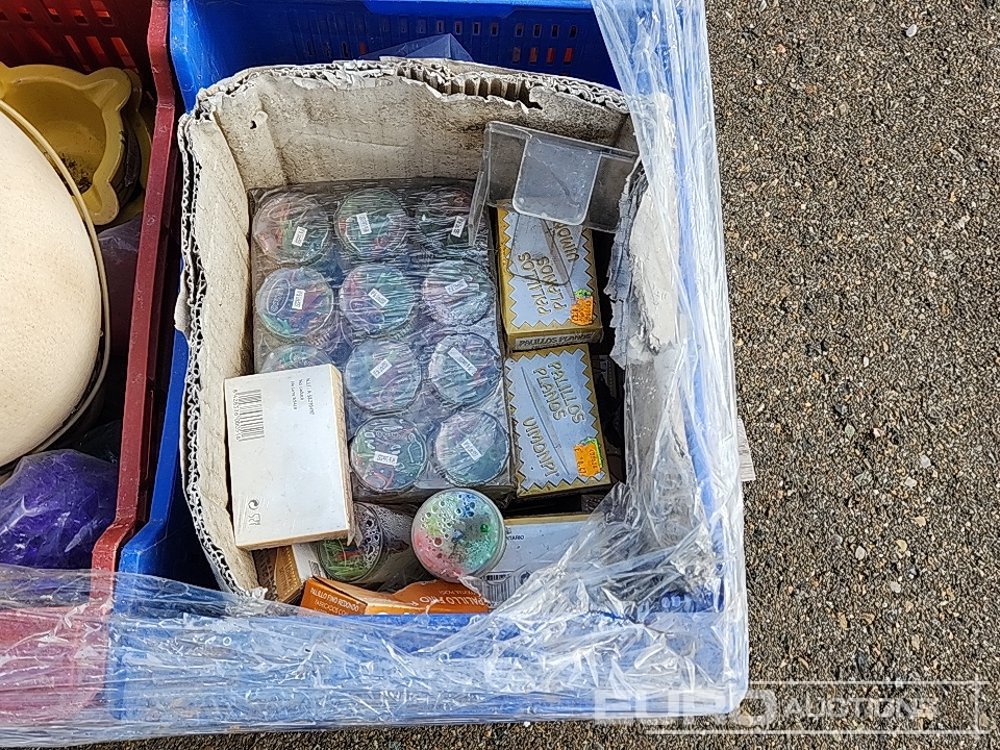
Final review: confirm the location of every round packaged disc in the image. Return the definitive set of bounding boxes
[434,410,508,486]
[428,333,501,407]
[335,188,409,262]
[415,185,474,244]
[319,503,423,586]
[344,339,422,413]
[259,344,332,373]
[339,263,417,336]
[350,417,428,494]
[422,260,494,326]
[255,267,335,340]
[252,192,330,266]
[305,314,353,367]
[411,489,506,582]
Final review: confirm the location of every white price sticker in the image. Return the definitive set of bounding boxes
[445,278,469,296]
[370,359,392,379]
[460,438,483,461]
[291,226,307,247]
[291,289,306,311]
[448,347,477,376]
[451,215,467,237]
[355,212,372,235]
[373,451,399,467]
[368,288,389,308]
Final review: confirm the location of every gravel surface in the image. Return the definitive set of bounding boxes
[104,1,998,748]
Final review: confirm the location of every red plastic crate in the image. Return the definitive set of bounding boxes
[0,0,179,720]
[0,0,179,571]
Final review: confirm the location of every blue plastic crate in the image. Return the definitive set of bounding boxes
[110,0,747,730]
[123,0,621,583]
[170,0,617,110]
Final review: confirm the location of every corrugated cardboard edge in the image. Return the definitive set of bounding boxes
[177,59,633,595]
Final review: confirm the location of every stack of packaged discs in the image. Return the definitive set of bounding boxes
[250,179,512,502]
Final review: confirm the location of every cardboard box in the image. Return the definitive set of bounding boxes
[497,204,603,351]
[300,578,490,616]
[505,345,611,497]
[254,544,325,604]
[225,365,353,549]
[176,60,637,593]
[482,513,588,605]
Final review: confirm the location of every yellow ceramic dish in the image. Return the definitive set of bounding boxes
[0,63,132,225]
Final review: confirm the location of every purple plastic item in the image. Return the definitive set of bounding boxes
[0,450,118,569]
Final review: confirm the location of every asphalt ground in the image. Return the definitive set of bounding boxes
[101,0,999,747]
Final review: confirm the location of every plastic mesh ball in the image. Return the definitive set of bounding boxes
[255,266,335,340]
[411,488,506,582]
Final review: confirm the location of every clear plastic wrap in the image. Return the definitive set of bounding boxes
[0,3,747,740]
[250,179,513,503]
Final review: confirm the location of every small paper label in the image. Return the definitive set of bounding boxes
[460,438,483,461]
[737,417,756,482]
[370,359,392,379]
[448,347,477,376]
[445,278,469,296]
[451,215,467,237]
[291,289,306,311]
[373,451,399,467]
[291,226,307,247]
[570,294,594,325]
[368,288,389,308]
[574,439,603,478]
[356,212,372,235]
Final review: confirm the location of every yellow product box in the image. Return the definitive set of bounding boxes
[300,578,490,616]
[497,204,602,351]
[254,544,325,604]
[504,345,610,497]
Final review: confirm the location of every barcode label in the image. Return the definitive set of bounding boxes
[460,438,483,461]
[368,288,389,308]
[451,215,467,237]
[232,389,264,442]
[291,226,307,247]
[356,212,372,235]
[448,347,477,376]
[737,417,756,482]
[445,278,469,296]
[291,288,306,311]
[370,359,392,379]
[483,572,518,604]
[373,451,398,467]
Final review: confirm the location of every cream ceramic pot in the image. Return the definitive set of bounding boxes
[0,106,104,466]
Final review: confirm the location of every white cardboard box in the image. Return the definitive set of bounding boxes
[225,364,353,549]
[483,513,588,604]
